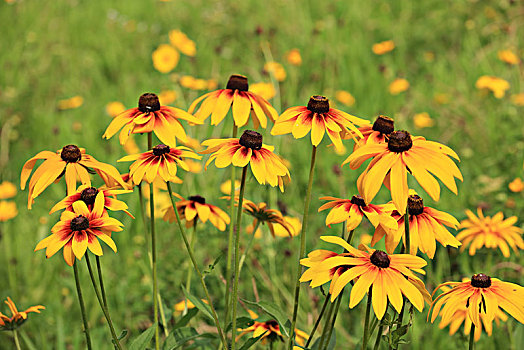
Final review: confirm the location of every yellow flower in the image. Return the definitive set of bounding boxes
[158,90,177,105]
[173,299,208,315]
[510,93,524,106]
[0,201,17,222]
[264,62,286,82]
[123,137,140,155]
[509,178,523,192]
[250,82,276,100]
[372,40,395,55]
[58,96,83,110]
[106,101,126,117]
[335,90,355,107]
[497,50,520,65]
[180,75,196,88]
[475,76,510,98]
[413,112,434,129]
[0,297,44,331]
[273,216,301,237]
[360,233,373,246]
[389,78,410,95]
[285,48,302,66]
[220,180,241,195]
[152,44,179,73]
[169,29,196,56]
[207,79,218,90]
[0,181,17,199]
[192,79,208,90]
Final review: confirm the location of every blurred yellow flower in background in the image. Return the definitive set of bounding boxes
[185,159,202,173]
[285,48,302,66]
[207,79,218,90]
[389,78,409,95]
[509,178,523,193]
[250,82,276,100]
[58,96,83,110]
[123,137,140,155]
[475,76,510,98]
[372,40,395,55]
[220,180,240,195]
[179,76,209,90]
[152,44,179,73]
[105,101,126,117]
[335,90,355,106]
[0,201,17,222]
[264,61,286,81]
[0,181,17,199]
[510,93,524,106]
[413,112,434,129]
[169,29,196,56]
[158,90,177,105]
[433,93,450,105]
[497,50,520,65]
[273,216,301,237]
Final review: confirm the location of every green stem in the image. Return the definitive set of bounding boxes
[394,212,411,337]
[73,261,92,350]
[149,180,159,350]
[323,293,343,350]
[184,219,198,315]
[231,166,248,350]
[13,330,21,350]
[288,145,317,349]
[304,292,331,348]
[317,298,335,350]
[238,220,261,273]
[469,324,475,350]
[95,256,107,309]
[166,182,228,350]
[362,288,373,350]
[85,255,123,350]
[373,313,386,350]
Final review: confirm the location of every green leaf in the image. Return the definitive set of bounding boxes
[173,308,199,330]
[238,333,266,350]
[241,299,291,338]
[203,253,222,275]
[163,327,204,350]
[129,325,156,350]
[226,316,254,332]
[181,286,214,321]
[117,330,128,340]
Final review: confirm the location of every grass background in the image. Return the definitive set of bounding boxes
[1,0,523,349]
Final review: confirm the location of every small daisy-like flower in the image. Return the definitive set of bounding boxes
[389,78,410,95]
[318,194,397,232]
[509,177,523,193]
[163,194,230,231]
[103,93,201,146]
[413,112,434,129]
[168,29,196,56]
[342,130,462,214]
[285,48,302,66]
[264,61,286,82]
[373,193,461,258]
[0,181,17,199]
[188,74,278,128]
[372,40,395,55]
[21,145,128,208]
[201,130,290,192]
[456,208,524,257]
[300,236,430,319]
[271,95,368,151]
[475,76,510,99]
[106,101,126,117]
[152,44,179,73]
[0,181,17,222]
[0,297,44,331]
[250,82,276,101]
[118,144,201,185]
[236,315,308,346]
[240,198,293,238]
[35,193,124,266]
[497,50,520,65]
[220,179,241,195]
[342,115,394,150]
[429,274,524,332]
[57,96,83,110]
[335,90,355,107]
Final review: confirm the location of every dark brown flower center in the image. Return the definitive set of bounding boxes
[387,130,413,152]
[80,187,99,205]
[189,195,206,204]
[239,130,263,150]
[407,195,424,215]
[152,144,170,156]
[138,93,160,113]
[266,320,279,328]
[370,250,390,268]
[307,95,330,113]
[70,215,90,231]
[226,74,249,92]
[350,195,366,207]
[471,273,491,288]
[372,115,394,135]
[60,145,82,163]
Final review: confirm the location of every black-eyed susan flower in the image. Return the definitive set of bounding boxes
[373,193,461,258]
[271,96,368,151]
[301,236,430,319]
[429,274,524,332]
[318,194,397,232]
[103,93,201,146]
[21,145,128,208]
[201,130,290,191]
[0,297,44,331]
[173,299,208,316]
[118,144,201,185]
[343,130,462,214]
[152,44,179,73]
[188,74,278,128]
[163,194,230,231]
[249,82,276,101]
[236,313,308,346]
[240,198,293,238]
[456,208,524,257]
[341,115,394,150]
[273,216,301,237]
[35,193,124,266]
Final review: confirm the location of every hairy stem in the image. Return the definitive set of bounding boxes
[73,261,92,350]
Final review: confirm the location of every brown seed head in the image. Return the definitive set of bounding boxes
[372,115,394,135]
[388,130,413,152]
[80,187,99,205]
[471,273,492,288]
[138,93,160,113]
[152,144,170,156]
[189,195,206,204]
[307,95,330,113]
[350,195,367,207]
[407,195,424,215]
[370,250,390,268]
[239,130,263,150]
[61,145,82,163]
[70,215,90,231]
[226,74,249,92]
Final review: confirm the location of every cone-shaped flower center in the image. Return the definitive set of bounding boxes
[266,320,279,328]
[471,273,491,288]
[372,115,394,135]
[407,195,424,215]
[70,215,90,231]
[239,130,263,150]
[189,195,206,204]
[60,145,82,163]
[350,195,367,207]
[307,95,330,113]
[138,93,161,113]
[152,144,170,156]
[388,130,413,152]
[80,187,99,205]
[370,250,390,268]
[226,74,249,92]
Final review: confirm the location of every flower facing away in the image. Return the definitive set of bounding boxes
[372,40,395,55]
[201,130,290,192]
[35,193,124,266]
[389,78,410,95]
[342,115,394,150]
[300,236,430,319]
[152,44,179,73]
[456,208,523,257]
[285,48,302,66]
[318,194,397,232]
[342,130,463,214]
[236,313,308,346]
[0,297,44,331]
[429,274,524,334]
[118,144,201,185]
[271,95,368,151]
[475,76,510,99]
[103,92,201,146]
[188,74,278,128]
[21,145,128,208]
[239,198,294,238]
[372,193,461,258]
[163,194,230,231]
[168,29,196,56]
[497,50,520,65]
